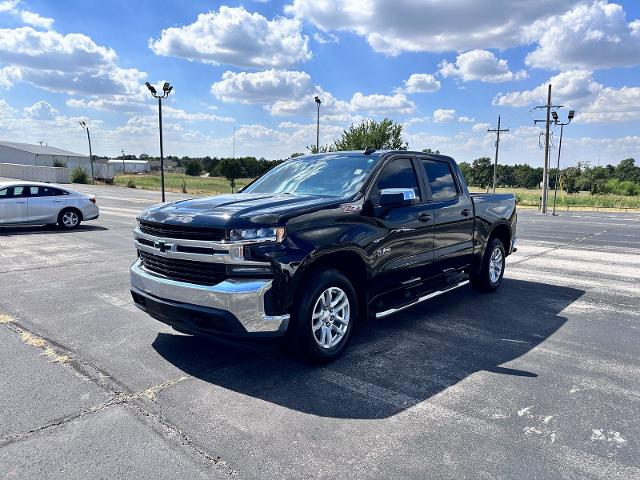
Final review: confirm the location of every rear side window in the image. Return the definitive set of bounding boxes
[7,186,26,198]
[375,158,420,200]
[29,186,65,196]
[0,188,6,198]
[421,160,458,201]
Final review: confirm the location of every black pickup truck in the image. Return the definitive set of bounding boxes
[130,150,516,362]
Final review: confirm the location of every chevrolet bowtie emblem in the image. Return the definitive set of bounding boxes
[154,241,166,253]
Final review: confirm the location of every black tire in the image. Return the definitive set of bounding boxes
[470,238,506,292]
[57,208,82,230]
[288,269,358,364]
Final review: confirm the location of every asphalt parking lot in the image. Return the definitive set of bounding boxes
[1,181,639,479]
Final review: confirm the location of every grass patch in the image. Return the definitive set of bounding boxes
[469,187,640,210]
[113,173,252,195]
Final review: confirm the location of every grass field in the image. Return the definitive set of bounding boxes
[469,186,640,210]
[113,173,252,195]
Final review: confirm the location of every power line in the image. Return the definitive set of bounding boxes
[487,115,509,193]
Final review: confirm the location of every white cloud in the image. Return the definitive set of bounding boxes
[349,92,415,115]
[403,73,440,93]
[19,10,53,29]
[433,109,456,123]
[210,69,414,117]
[211,69,313,104]
[162,106,235,123]
[525,1,640,70]
[24,100,58,120]
[149,6,311,68]
[472,122,491,132]
[578,86,640,123]
[0,1,53,30]
[313,32,338,44]
[285,0,580,54]
[0,27,145,96]
[493,70,602,108]
[439,50,527,83]
[458,116,474,123]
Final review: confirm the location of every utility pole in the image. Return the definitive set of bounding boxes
[121,148,126,174]
[532,85,562,214]
[487,115,509,193]
[79,121,95,184]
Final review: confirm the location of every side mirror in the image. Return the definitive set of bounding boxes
[379,188,417,207]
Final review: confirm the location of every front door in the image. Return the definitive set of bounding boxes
[368,157,434,300]
[27,185,66,223]
[419,158,474,273]
[0,186,28,224]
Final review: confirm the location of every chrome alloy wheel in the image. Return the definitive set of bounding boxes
[62,211,79,228]
[311,287,350,349]
[489,247,504,283]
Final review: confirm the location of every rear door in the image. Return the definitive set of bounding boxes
[419,158,474,273]
[0,186,28,224]
[27,186,67,223]
[368,156,434,297]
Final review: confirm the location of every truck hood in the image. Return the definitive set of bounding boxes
[138,193,342,228]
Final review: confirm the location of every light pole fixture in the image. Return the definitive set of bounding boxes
[79,121,95,184]
[145,81,173,202]
[314,96,321,153]
[551,109,575,216]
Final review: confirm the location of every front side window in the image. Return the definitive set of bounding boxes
[0,188,7,198]
[243,154,379,198]
[373,158,420,202]
[421,160,458,201]
[10,186,25,198]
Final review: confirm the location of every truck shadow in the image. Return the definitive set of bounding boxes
[0,224,109,235]
[152,278,583,419]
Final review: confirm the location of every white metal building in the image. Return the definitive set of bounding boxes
[107,159,151,173]
[0,141,89,168]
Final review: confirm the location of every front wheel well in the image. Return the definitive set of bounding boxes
[296,251,369,319]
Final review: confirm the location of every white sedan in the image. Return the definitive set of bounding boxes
[0,181,99,229]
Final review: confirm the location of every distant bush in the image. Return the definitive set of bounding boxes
[71,167,88,184]
[184,160,203,177]
[53,160,66,167]
[599,179,640,196]
[127,178,136,189]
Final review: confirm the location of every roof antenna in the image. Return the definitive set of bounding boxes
[363,146,376,155]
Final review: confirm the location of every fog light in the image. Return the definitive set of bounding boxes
[226,265,273,277]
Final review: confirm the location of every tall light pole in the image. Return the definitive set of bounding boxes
[551,110,575,216]
[145,81,173,202]
[314,96,321,153]
[79,121,95,184]
[487,115,509,193]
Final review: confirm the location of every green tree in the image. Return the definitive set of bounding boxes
[184,160,203,176]
[334,118,408,151]
[290,152,305,158]
[458,162,471,183]
[470,157,493,189]
[306,144,335,154]
[422,148,440,154]
[615,158,639,182]
[219,158,245,192]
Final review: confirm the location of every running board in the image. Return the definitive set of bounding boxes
[375,280,470,319]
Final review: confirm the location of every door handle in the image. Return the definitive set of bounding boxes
[461,209,470,216]
[418,212,432,222]
[15,201,27,204]
[52,200,63,203]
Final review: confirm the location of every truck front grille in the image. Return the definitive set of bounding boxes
[139,220,225,241]
[139,250,227,286]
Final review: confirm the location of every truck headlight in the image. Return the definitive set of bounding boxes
[228,227,285,242]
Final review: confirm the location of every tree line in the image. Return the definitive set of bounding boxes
[460,157,640,196]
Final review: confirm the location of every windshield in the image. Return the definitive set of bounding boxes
[243,154,379,197]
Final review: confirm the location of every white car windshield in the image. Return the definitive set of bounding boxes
[243,154,379,198]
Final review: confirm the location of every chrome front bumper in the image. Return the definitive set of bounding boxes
[130,259,289,335]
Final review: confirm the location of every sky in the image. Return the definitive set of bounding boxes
[0,0,639,168]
